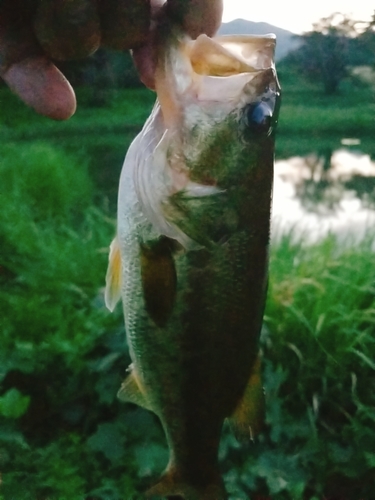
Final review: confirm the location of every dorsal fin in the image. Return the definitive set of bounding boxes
[105,236,122,312]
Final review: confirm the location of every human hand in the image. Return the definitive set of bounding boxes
[132,0,223,89]
[0,0,223,120]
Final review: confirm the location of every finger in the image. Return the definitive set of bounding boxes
[3,57,76,120]
[165,0,223,38]
[0,0,76,119]
[132,43,156,90]
[131,0,166,89]
[34,0,101,60]
[98,0,150,51]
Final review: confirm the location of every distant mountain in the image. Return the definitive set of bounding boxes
[218,19,301,60]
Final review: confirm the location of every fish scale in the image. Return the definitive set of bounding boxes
[105,30,280,500]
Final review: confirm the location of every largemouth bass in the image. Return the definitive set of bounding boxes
[105,29,280,500]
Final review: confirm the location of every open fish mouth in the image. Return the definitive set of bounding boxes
[129,32,280,250]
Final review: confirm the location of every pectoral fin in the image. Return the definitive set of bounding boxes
[105,236,122,312]
[117,366,153,412]
[140,237,177,327]
[228,355,265,441]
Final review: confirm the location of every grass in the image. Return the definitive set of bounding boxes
[275,66,375,158]
[0,87,154,139]
[278,101,375,144]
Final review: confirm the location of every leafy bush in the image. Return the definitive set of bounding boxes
[0,143,152,499]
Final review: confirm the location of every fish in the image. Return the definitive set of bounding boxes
[105,27,281,500]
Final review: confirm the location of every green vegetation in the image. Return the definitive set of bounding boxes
[0,142,148,499]
[1,59,375,498]
[284,13,375,95]
[275,61,375,159]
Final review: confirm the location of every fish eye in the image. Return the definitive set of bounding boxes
[244,102,273,135]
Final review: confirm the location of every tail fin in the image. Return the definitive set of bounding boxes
[146,469,227,500]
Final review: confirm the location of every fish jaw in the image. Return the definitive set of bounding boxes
[154,31,277,126]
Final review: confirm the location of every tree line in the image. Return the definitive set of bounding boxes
[285,11,375,94]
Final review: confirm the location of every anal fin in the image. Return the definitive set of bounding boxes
[117,365,153,412]
[227,354,265,441]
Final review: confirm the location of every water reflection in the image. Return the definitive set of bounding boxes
[272,147,375,240]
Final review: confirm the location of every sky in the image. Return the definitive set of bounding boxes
[222,0,374,34]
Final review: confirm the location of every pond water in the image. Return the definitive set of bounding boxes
[272,146,375,242]
[85,133,375,244]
